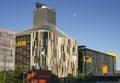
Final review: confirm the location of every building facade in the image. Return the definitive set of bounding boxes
[0,28,15,71]
[78,46,116,76]
[15,3,78,78]
[115,70,120,75]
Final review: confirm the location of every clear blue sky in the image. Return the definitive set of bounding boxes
[0,0,120,70]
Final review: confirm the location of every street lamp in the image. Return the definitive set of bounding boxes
[1,33,6,83]
[112,57,115,83]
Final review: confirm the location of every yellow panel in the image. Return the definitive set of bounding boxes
[21,41,27,46]
[108,53,117,63]
[102,64,108,75]
[108,53,117,57]
[16,41,21,46]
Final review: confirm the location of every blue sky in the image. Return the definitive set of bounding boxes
[0,0,120,69]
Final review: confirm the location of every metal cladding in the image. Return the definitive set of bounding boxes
[78,46,116,76]
[15,2,78,78]
[33,7,56,27]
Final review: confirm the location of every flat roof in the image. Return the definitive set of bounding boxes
[78,46,117,57]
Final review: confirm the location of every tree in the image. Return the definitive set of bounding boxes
[14,66,23,77]
[67,74,73,78]
[0,66,23,83]
[87,72,95,77]
[67,74,74,83]
[14,66,23,83]
[76,74,84,79]
[5,70,15,83]
[0,70,15,83]
[0,72,3,83]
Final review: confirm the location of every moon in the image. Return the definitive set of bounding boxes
[73,13,77,16]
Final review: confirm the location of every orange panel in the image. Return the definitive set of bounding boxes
[83,56,92,63]
[39,79,47,83]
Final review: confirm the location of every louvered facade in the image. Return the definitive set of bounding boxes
[15,3,78,78]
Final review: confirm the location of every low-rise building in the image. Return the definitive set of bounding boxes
[78,46,116,76]
[115,70,120,75]
[0,28,15,71]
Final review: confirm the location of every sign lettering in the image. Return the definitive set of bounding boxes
[16,41,26,46]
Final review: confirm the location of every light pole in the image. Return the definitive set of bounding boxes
[112,57,115,83]
[3,54,6,83]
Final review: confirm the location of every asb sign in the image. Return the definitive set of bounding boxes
[16,41,26,46]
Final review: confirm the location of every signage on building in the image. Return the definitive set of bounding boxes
[16,41,26,46]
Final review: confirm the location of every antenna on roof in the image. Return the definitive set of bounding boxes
[36,2,46,9]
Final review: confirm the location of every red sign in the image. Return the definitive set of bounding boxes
[27,70,51,83]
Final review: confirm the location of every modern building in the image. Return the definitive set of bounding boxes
[15,2,78,78]
[78,46,116,76]
[115,70,120,75]
[0,28,15,71]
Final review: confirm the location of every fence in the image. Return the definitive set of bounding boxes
[51,77,120,83]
